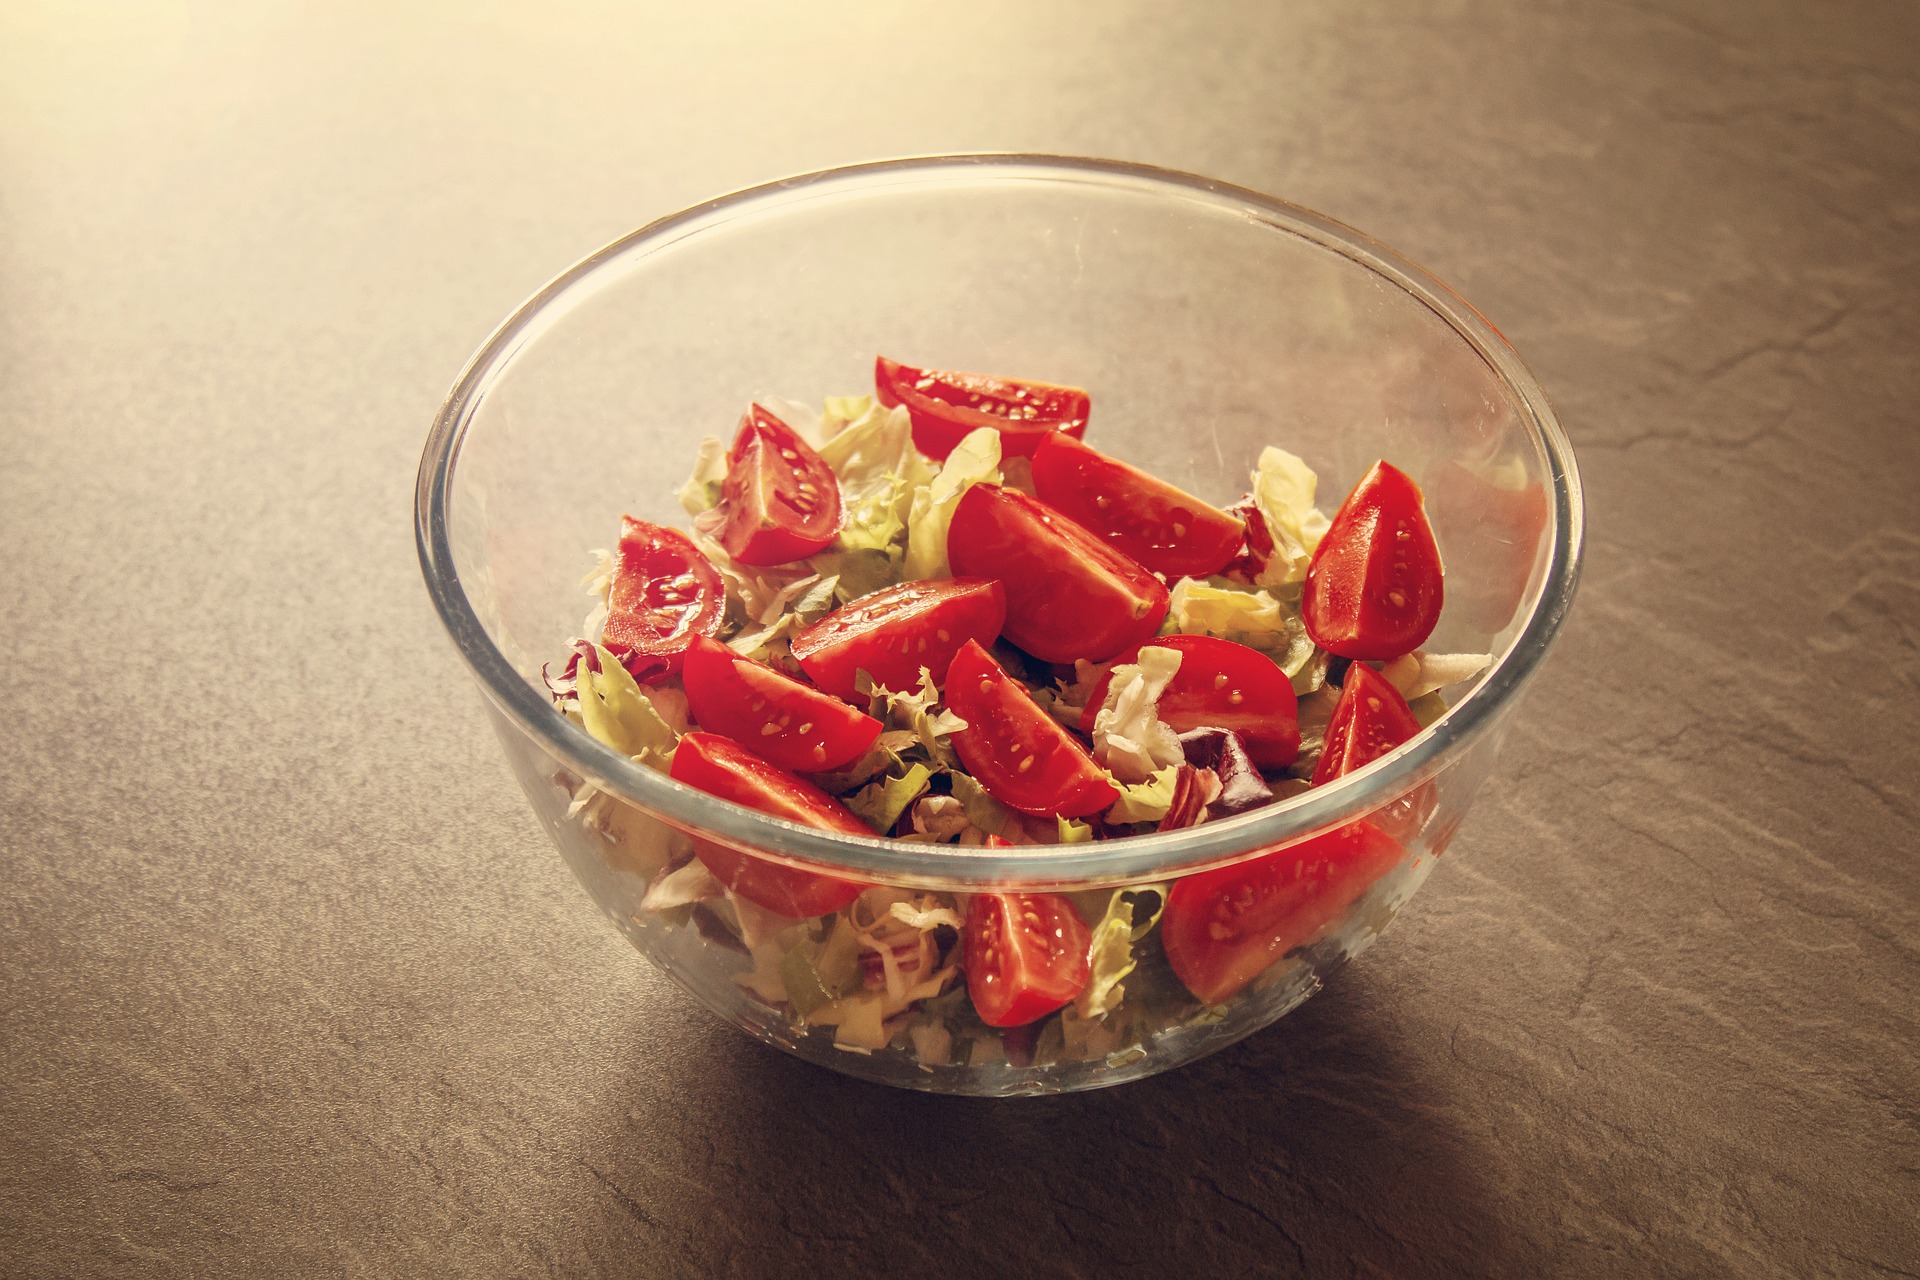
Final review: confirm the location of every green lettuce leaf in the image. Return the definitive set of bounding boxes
[858,669,968,765]
[576,644,679,769]
[725,573,840,660]
[845,763,934,835]
[1056,816,1094,844]
[1248,446,1331,587]
[817,402,931,554]
[676,435,730,517]
[1076,887,1169,1020]
[1105,765,1181,824]
[904,427,1002,580]
[946,772,1016,837]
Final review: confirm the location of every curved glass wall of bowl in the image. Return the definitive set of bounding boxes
[419,156,1582,1094]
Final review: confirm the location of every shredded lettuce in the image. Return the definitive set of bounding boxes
[640,858,722,912]
[1076,887,1168,1020]
[946,772,1017,837]
[1164,578,1319,680]
[903,428,1002,580]
[676,436,730,517]
[1106,765,1181,824]
[575,643,679,769]
[858,669,967,764]
[1056,816,1094,844]
[1379,650,1492,701]
[845,763,934,835]
[822,394,875,437]
[889,899,965,931]
[1091,645,1185,784]
[818,403,931,555]
[725,573,840,660]
[1409,690,1449,728]
[1248,446,1331,587]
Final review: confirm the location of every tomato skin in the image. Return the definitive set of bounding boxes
[946,484,1170,664]
[1029,434,1244,578]
[601,516,727,683]
[1079,635,1300,769]
[1309,661,1422,787]
[945,640,1119,818]
[874,356,1089,461]
[1310,662,1434,841]
[1302,461,1444,661]
[714,405,842,566]
[964,891,1092,1027]
[790,578,1006,703]
[1161,821,1407,1005]
[680,635,882,773]
[667,732,871,918]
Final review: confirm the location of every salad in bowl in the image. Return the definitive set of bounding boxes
[416,157,1581,1095]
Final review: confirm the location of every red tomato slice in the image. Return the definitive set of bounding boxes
[1162,821,1406,1005]
[1423,458,1548,635]
[1302,461,1444,661]
[1029,434,1244,578]
[1310,662,1434,840]
[874,356,1089,461]
[964,891,1092,1027]
[713,404,842,566]
[946,485,1169,664]
[680,635,882,773]
[1079,634,1300,769]
[790,578,1007,703]
[945,640,1119,818]
[601,516,727,683]
[1308,661,1421,787]
[667,732,871,918]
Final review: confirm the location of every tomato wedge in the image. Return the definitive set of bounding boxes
[945,640,1119,817]
[1310,662,1434,840]
[790,578,1006,703]
[601,516,727,683]
[947,484,1169,664]
[874,356,1089,461]
[1030,434,1243,578]
[1302,460,1444,661]
[1161,821,1406,1005]
[680,635,882,773]
[1079,635,1300,769]
[713,404,841,566]
[964,891,1092,1027]
[1308,661,1421,787]
[667,732,871,918]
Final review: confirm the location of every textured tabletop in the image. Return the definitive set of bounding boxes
[3,2,1916,1275]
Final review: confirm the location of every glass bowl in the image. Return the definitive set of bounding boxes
[415,155,1582,1096]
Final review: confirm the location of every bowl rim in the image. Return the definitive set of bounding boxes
[415,153,1584,889]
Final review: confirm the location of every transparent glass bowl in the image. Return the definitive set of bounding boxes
[415,156,1582,1095]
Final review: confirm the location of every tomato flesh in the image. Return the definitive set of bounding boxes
[680,635,882,773]
[1309,661,1422,787]
[964,891,1092,1027]
[1162,821,1406,1005]
[1080,634,1300,769]
[1302,461,1444,661]
[1030,434,1243,578]
[790,578,1006,703]
[601,516,727,683]
[946,484,1169,664]
[945,640,1118,817]
[874,356,1089,461]
[714,404,842,566]
[667,732,871,917]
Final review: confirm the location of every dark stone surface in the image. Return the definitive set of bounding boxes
[2,1,1914,1275]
